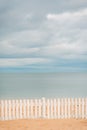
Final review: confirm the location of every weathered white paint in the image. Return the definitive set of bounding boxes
[47,99,50,119]
[30,99,33,118]
[42,98,45,118]
[67,98,70,119]
[16,100,19,119]
[5,100,8,120]
[35,99,37,118]
[64,98,67,118]
[54,99,56,119]
[26,100,29,118]
[19,100,22,119]
[61,98,64,119]
[12,100,15,119]
[0,98,87,120]
[75,98,77,119]
[86,98,87,119]
[82,98,84,119]
[38,99,41,118]
[1,100,4,120]
[50,99,53,119]
[23,100,26,118]
[78,98,81,118]
[8,100,11,120]
[57,98,60,119]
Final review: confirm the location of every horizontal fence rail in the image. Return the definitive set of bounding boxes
[0,98,87,120]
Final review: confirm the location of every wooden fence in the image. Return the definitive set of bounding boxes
[0,98,87,120]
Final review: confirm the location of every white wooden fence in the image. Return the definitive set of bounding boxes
[0,98,87,120]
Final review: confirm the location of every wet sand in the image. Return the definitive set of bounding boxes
[0,119,87,130]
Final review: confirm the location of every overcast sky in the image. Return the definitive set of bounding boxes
[0,0,87,72]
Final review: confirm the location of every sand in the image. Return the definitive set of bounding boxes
[0,119,87,130]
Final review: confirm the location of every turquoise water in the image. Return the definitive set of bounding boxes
[0,73,87,99]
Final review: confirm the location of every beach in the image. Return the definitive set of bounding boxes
[0,119,87,130]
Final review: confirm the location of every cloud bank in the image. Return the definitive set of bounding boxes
[0,0,87,72]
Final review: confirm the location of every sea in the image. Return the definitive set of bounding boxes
[0,73,87,99]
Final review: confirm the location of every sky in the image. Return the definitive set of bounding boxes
[0,0,87,72]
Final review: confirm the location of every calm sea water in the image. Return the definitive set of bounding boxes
[0,73,87,99]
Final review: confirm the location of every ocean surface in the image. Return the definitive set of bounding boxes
[0,73,87,99]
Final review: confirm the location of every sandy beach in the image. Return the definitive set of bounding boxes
[0,119,87,130]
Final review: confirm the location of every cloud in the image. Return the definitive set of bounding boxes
[42,8,87,59]
[0,29,49,58]
[0,0,87,71]
[0,0,87,35]
[0,58,49,67]
[47,9,87,21]
[46,8,87,30]
[0,9,87,59]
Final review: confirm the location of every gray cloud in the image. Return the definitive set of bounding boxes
[0,0,87,70]
[0,0,87,34]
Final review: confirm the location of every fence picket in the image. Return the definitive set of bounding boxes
[86,98,87,119]
[1,100,4,120]
[5,100,8,120]
[0,98,86,120]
